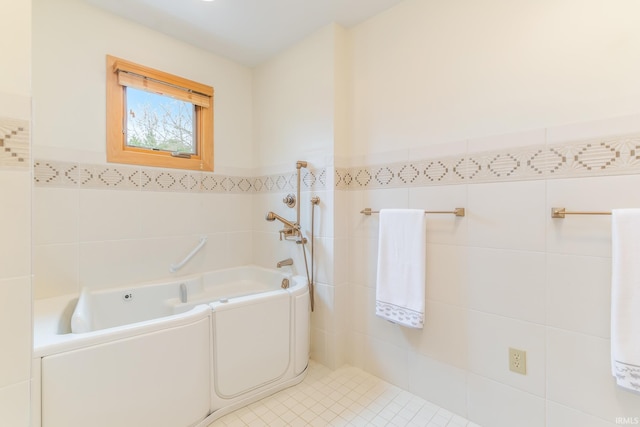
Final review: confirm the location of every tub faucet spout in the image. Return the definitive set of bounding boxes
[277,258,293,268]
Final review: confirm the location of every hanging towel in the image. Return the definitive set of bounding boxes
[375,209,426,328]
[611,209,640,392]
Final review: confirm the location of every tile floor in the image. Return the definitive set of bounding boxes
[208,361,479,427]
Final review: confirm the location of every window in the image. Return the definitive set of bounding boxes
[106,55,214,171]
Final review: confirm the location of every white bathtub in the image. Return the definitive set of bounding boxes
[33,266,310,427]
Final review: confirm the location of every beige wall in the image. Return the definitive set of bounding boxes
[345,1,640,425]
[0,0,31,425]
[32,0,256,299]
[349,0,640,157]
[252,24,348,368]
[33,0,253,172]
[29,0,640,426]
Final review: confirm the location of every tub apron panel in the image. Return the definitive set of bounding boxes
[211,292,290,398]
[41,317,211,427]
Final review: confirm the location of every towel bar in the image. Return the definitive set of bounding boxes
[360,207,465,217]
[551,207,611,219]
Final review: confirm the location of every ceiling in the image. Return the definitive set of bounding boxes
[86,0,406,67]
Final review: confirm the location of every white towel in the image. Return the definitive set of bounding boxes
[375,209,426,328]
[611,209,640,392]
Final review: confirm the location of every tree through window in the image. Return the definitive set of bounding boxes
[106,55,214,171]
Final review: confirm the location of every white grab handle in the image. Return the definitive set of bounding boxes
[170,236,207,273]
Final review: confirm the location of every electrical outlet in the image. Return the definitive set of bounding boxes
[509,347,527,375]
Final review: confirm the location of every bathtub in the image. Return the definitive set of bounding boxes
[32,266,310,427]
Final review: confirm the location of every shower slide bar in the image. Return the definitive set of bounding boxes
[360,207,465,217]
[170,236,208,273]
[551,208,611,219]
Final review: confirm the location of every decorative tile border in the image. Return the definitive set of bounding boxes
[0,117,29,168]
[337,133,640,190]
[33,159,327,194]
[34,133,640,192]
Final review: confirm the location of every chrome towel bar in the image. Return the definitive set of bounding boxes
[551,207,611,218]
[360,207,465,217]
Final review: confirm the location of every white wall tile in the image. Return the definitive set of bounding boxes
[407,352,467,417]
[547,174,640,257]
[425,244,467,307]
[299,189,333,239]
[363,337,409,390]
[223,194,254,233]
[327,331,349,370]
[333,237,348,286]
[0,381,30,427]
[546,114,640,145]
[352,284,414,349]
[200,232,233,271]
[350,148,410,168]
[310,328,327,367]
[223,231,254,268]
[78,236,209,289]
[352,188,410,239]
[409,184,468,245]
[352,284,372,336]
[467,374,545,427]
[252,231,291,270]
[547,401,617,427]
[333,189,349,239]
[252,193,278,234]
[0,171,30,279]
[468,180,546,251]
[546,254,611,338]
[78,189,142,242]
[311,236,335,286]
[311,282,335,333]
[467,128,546,153]
[468,247,546,324]
[139,192,205,238]
[0,277,31,389]
[547,328,640,422]
[467,311,546,397]
[333,284,349,332]
[406,301,468,370]
[33,187,78,245]
[33,243,79,299]
[348,236,378,288]
[347,190,367,237]
[409,139,467,160]
[207,193,242,234]
[349,332,366,370]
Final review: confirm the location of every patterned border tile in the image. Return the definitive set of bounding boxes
[33,159,327,194]
[31,134,640,193]
[0,117,29,168]
[339,133,640,190]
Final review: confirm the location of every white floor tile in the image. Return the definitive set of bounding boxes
[207,360,477,426]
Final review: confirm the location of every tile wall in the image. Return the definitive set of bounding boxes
[32,115,640,427]
[0,118,31,427]
[0,0,31,425]
[32,158,343,369]
[343,115,640,427]
[32,160,326,297]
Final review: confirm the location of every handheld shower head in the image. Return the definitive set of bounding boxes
[265,211,297,229]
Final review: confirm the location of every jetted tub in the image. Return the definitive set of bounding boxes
[32,266,310,427]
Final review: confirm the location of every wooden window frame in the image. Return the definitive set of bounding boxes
[106,55,214,171]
